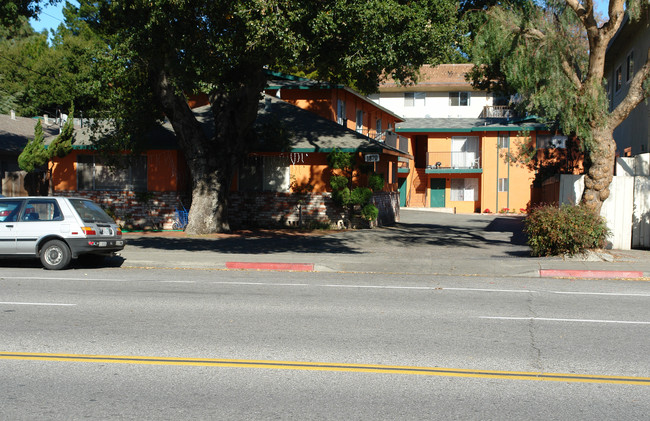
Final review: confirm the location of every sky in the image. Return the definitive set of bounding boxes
[29,0,79,36]
[29,0,612,36]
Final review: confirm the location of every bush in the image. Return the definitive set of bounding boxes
[330,175,348,191]
[350,187,373,206]
[524,204,610,256]
[368,173,384,192]
[361,203,379,221]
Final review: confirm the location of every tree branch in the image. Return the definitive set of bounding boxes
[610,47,650,129]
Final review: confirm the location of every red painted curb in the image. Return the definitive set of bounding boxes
[226,262,314,272]
[540,269,643,279]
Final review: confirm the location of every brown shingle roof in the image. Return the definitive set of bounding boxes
[379,64,475,92]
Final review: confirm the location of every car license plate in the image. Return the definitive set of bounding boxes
[98,241,107,247]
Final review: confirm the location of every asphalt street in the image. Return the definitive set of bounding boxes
[1,267,649,419]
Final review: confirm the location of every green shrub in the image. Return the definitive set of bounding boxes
[330,175,349,191]
[368,173,384,192]
[361,203,379,221]
[524,204,610,256]
[350,187,373,206]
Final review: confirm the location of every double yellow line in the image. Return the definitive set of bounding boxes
[2,352,648,386]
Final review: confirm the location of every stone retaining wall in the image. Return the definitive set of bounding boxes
[55,190,400,230]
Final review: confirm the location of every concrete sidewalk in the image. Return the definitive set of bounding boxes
[120,209,650,279]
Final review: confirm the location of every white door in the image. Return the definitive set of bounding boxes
[15,199,64,255]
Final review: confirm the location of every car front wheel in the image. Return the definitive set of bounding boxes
[40,240,72,270]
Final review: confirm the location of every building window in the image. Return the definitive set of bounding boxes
[450,178,478,202]
[239,156,290,192]
[337,99,346,125]
[498,178,509,193]
[404,92,415,107]
[77,155,147,191]
[626,51,634,82]
[536,135,567,149]
[451,136,479,168]
[615,66,623,92]
[404,92,425,107]
[376,118,382,136]
[450,92,470,106]
[356,110,364,134]
[498,134,510,149]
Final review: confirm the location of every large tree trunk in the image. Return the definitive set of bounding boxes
[151,67,265,234]
[580,127,616,214]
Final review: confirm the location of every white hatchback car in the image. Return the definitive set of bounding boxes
[0,196,124,270]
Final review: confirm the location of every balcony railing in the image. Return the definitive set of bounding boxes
[426,152,481,170]
[480,105,517,119]
[360,130,409,154]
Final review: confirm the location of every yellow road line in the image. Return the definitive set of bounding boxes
[1,352,649,385]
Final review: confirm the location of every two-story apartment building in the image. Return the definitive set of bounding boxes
[605,10,650,157]
[367,64,549,213]
[395,118,548,213]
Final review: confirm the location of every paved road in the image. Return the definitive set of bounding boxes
[2,267,649,419]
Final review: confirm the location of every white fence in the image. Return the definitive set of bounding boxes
[559,154,650,250]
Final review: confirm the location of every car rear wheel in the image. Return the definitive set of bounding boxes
[40,240,71,270]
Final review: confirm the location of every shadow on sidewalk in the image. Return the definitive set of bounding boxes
[125,234,362,255]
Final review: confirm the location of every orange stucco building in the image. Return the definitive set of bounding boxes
[396,119,551,214]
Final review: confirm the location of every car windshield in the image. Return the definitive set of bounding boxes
[69,199,115,224]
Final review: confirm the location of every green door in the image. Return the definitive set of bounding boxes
[430,178,445,208]
[398,178,407,207]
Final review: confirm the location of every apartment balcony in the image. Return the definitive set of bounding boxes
[425,152,482,173]
[397,157,410,174]
[480,105,517,119]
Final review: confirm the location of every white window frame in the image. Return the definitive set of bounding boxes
[450,92,470,107]
[337,99,346,125]
[450,178,478,202]
[498,134,510,149]
[451,136,479,168]
[404,92,425,107]
[498,178,509,193]
[356,110,364,134]
[404,92,415,107]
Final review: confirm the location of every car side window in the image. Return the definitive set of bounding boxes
[21,200,63,222]
[0,200,24,222]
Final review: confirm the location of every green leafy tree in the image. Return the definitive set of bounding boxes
[0,3,104,117]
[78,0,459,234]
[1,1,59,28]
[471,0,650,214]
[18,108,74,195]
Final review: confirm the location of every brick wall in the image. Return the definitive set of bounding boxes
[55,190,400,230]
[55,191,187,230]
[229,192,346,229]
[373,191,400,225]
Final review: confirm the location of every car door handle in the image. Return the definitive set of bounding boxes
[5,225,13,228]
